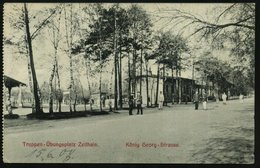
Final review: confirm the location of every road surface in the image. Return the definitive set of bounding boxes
[3,97,254,163]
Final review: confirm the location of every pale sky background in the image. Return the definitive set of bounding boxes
[3,3,236,91]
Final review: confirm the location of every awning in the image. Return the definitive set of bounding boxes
[3,75,27,88]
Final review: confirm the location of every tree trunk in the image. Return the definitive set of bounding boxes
[150,73,155,106]
[191,60,195,99]
[55,61,62,113]
[37,83,43,112]
[24,35,35,113]
[49,62,56,114]
[52,46,60,113]
[171,67,174,104]
[145,58,149,107]
[85,58,93,111]
[206,75,209,94]
[176,68,179,104]
[132,49,137,99]
[64,4,74,113]
[69,53,73,113]
[163,64,166,106]
[73,94,77,112]
[201,78,203,96]
[140,48,143,96]
[99,48,103,112]
[114,50,118,111]
[113,11,118,111]
[128,51,131,98]
[118,35,123,109]
[178,70,182,104]
[54,75,58,111]
[155,62,160,106]
[24,3,42,114]
[79,80,86,112]
[54,42,61,112]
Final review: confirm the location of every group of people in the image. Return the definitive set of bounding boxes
[193,91,228,110]
[193,91,244,110]
[128,91,166,115]
[128,93,143,115]
[127,91,244,114]
[193,91,209,110]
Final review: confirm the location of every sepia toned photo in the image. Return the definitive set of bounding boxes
[2,3,255,163]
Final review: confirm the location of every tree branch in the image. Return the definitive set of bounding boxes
[215,3,236,23]
[31,6,62,40]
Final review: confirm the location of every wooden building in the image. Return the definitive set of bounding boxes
[134,75,195,106]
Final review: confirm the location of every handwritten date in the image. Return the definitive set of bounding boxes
[25,148,76,162]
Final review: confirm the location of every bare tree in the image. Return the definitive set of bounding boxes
[5,4,62,114]
[47,6,63,114]
[64,4,76,113]
[23,3,42,114]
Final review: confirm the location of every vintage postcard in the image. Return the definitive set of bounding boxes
[2,3,255,163]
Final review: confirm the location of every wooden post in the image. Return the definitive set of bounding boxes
[18,84,23,107]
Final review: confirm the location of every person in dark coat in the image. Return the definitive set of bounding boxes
[108,96,112,112]
[101,95,106,107]
[128,95,134,115]
[193,91,199,110]
[136,93,143,115]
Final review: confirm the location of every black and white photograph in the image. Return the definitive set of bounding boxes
[2,2,255,164]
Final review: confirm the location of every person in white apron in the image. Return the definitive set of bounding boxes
[159,91,164,110]
[239,93,244,103]
[202,92,207,110]
[222,92,227,105]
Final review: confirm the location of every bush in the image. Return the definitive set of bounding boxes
[26,111,109,120]
[207,96,216,100]
[4,114,20,119]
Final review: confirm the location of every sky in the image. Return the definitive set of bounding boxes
[3,3,237,91]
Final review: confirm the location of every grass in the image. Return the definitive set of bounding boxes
[4,110,110,128]
[4,116,44,128]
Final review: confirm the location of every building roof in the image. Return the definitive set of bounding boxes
[134,75,195,81]
[3,75,27,88]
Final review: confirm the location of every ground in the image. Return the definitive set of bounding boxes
[3,97,254,163]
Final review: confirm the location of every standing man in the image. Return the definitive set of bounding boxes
[159,91,164,110]
[108,96,112,112]
[172,93,175,105]
[193,91,199,110]
[128,95,134,115]
[5,89,12,115]
[136,93,143,115]
[215,92,219,103]
[239,93,244,103]
[202,91,208,110]
[184,93,188,104]
[101,95,106,107]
